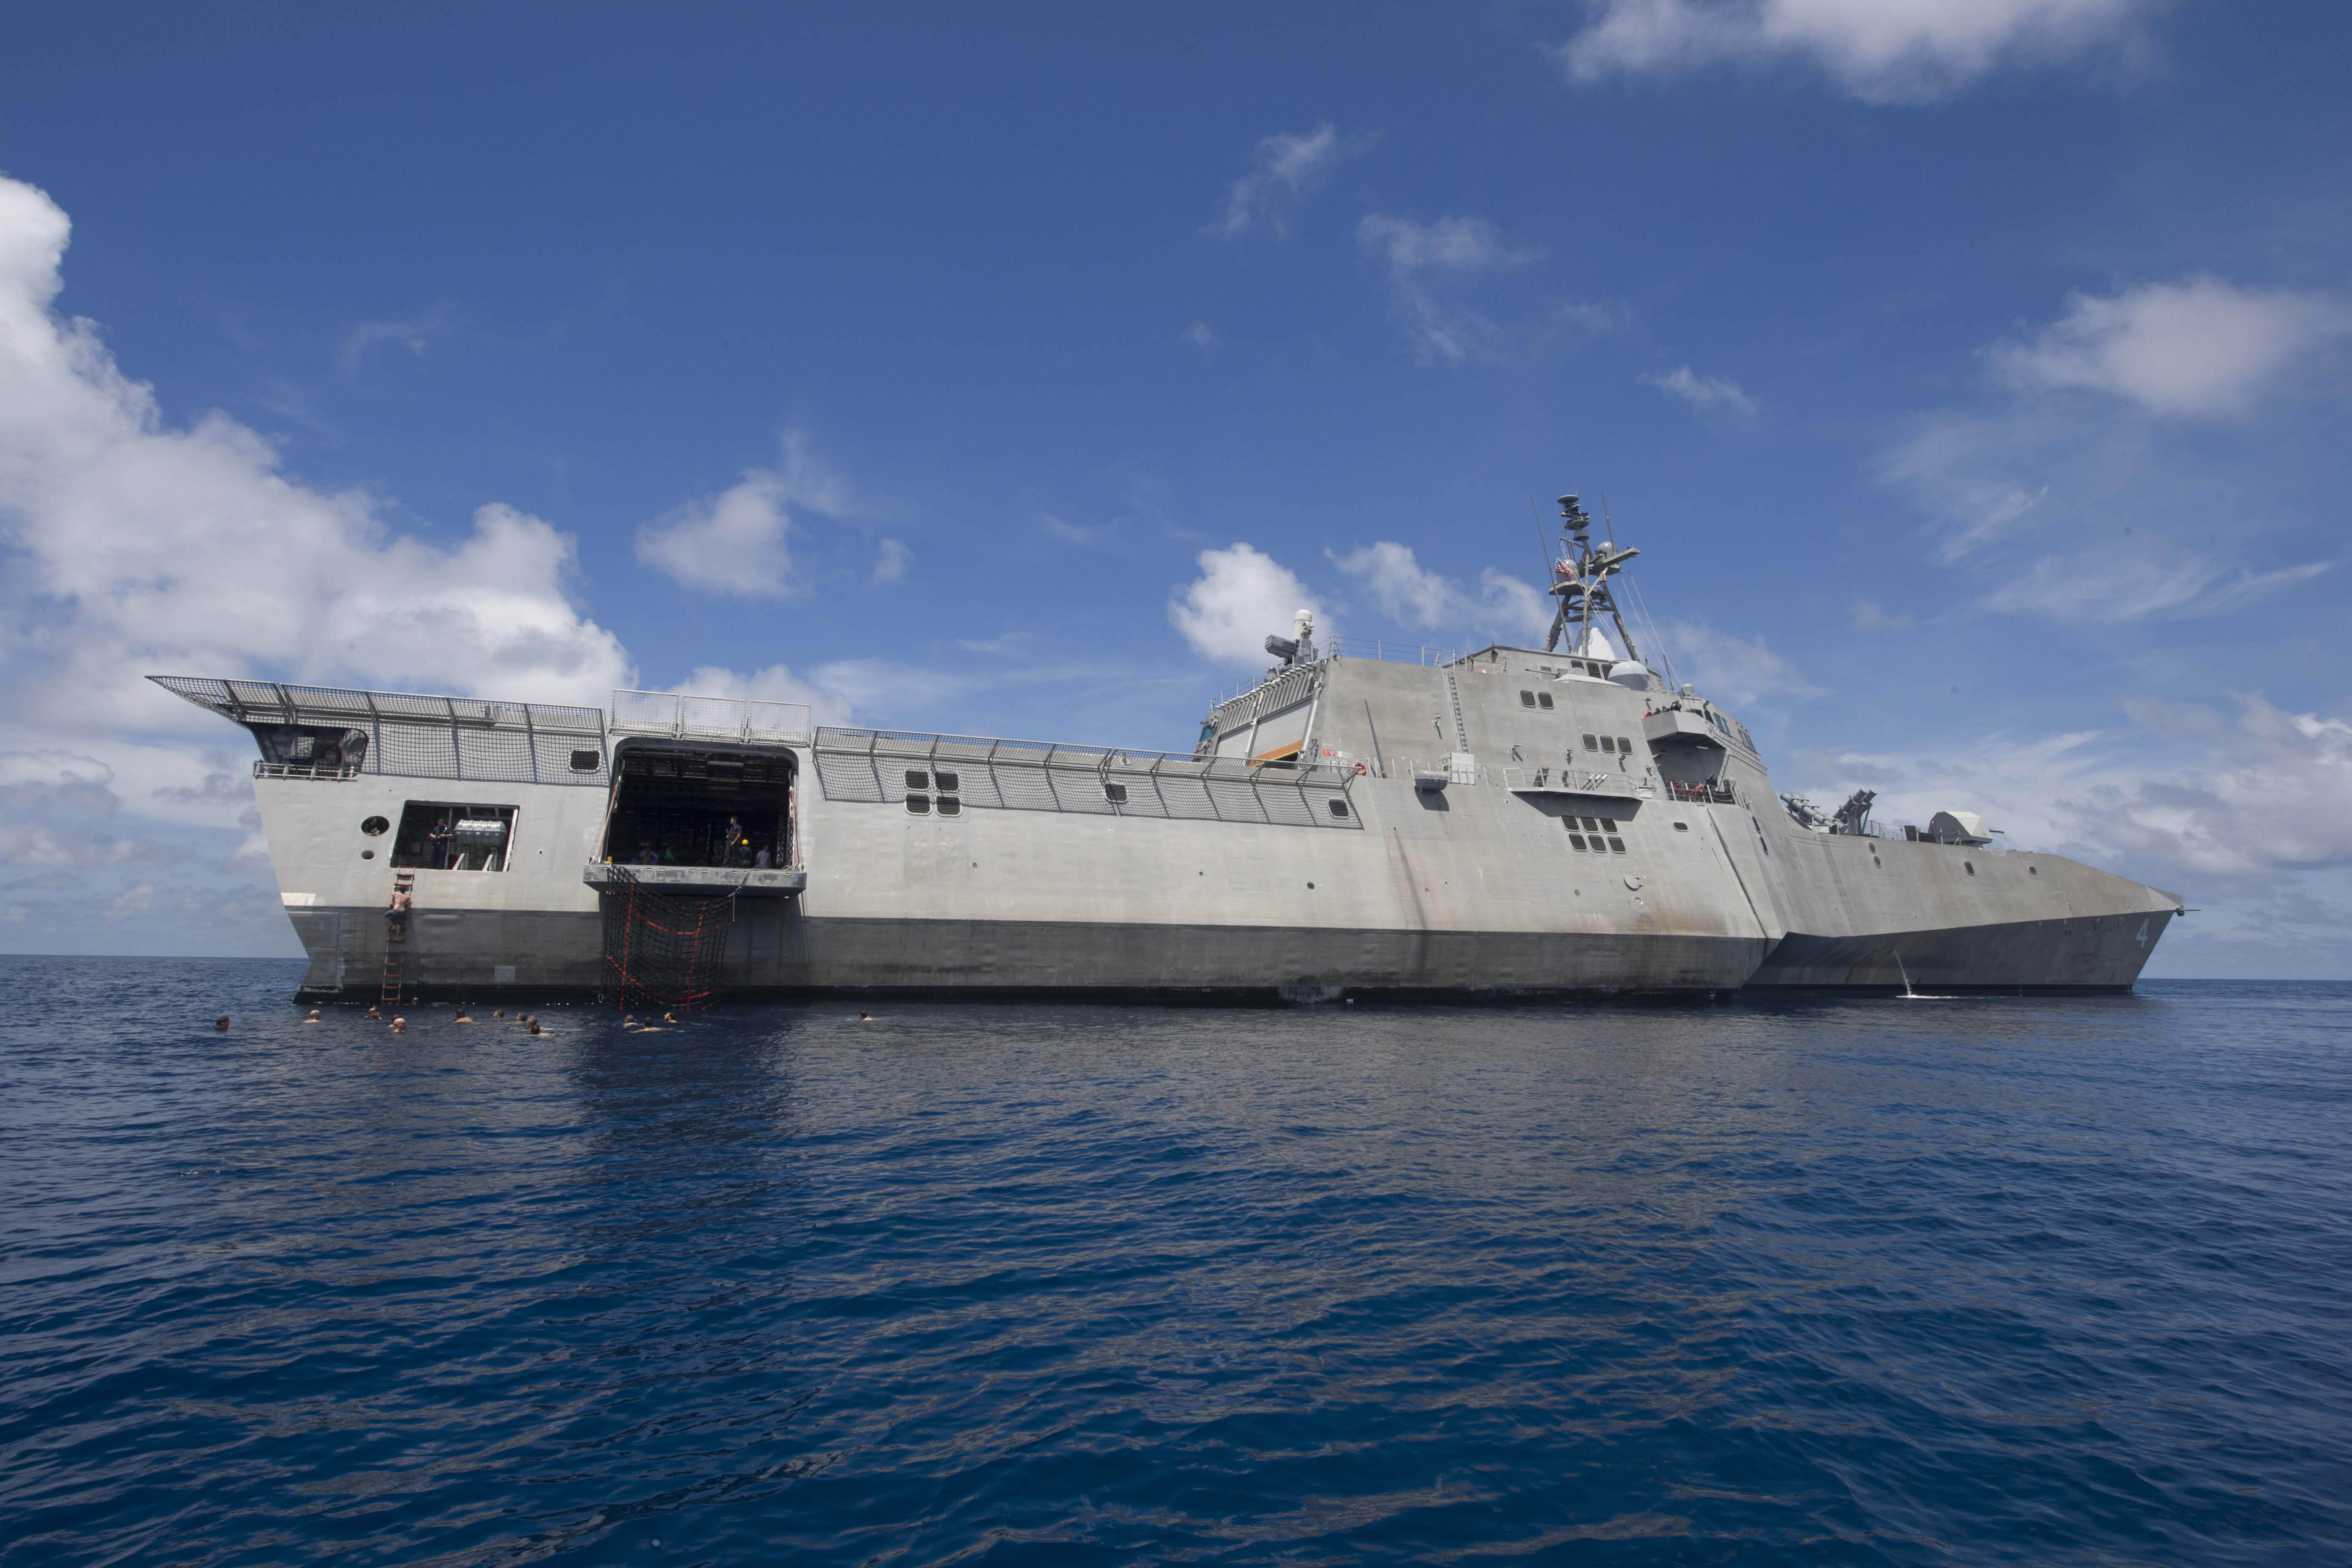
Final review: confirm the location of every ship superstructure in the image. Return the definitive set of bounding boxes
[155,497,2183,1004]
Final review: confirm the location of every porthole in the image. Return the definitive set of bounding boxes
[1327,799,1350,818]
[934,770,960,793]
[361,849,375,860]
[361,815,390,836]
[2028,866,2038,875]
[906,794,931,815]
[1104,782,1129,805]
[1673,822,1689,832]
[904,769,930,791]
[569,749,601,773]
[937,797,961,817]
[1538,692,1554,710]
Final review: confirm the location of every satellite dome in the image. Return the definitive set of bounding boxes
[1607,661,1651,692]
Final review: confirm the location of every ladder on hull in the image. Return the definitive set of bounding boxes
[381,871,415,1004]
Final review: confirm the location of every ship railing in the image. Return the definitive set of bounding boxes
[1663,779,1738,805]
[1323,637,1463,668]
[818,727,1358,787]
[1499,765,1650,795]
[610,690,814,745]
[253,761,362,781]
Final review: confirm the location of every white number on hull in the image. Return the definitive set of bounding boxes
[2136,919,2148,947]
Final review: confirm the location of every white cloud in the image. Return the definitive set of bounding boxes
[1557,0,2159,103]
[1212,124,1365,239]
[1643,364,1760,417]
[103,881,157,920]
[339,303,456,374]
[1787,695,2352,887]
[1184,320,1218,352]
[872,538,910,585]
[1984,546,2331,622]
[0,176,633,730]
[1169,543,1321,667]
[1663,620,1818,707]
[1988,277,2352,419]
[1850,599,1916,631]
[1356,215,1544,363]
[670,663,854,726]
[1329,542,1552,645]
[635,471,794,597]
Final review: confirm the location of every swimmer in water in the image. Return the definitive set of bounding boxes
[856,1011,873,1022]
[367,1006,383,1020]
[663,1011,681,1024]
[526,1019,542,1036]
[391,1016,408,1034]
[492,1008,505,1020]
[304,1009,322,1024]
[453,1012,475,1024]
[213,1016,230,1031]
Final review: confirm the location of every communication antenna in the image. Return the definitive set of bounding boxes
[1541,490,1642,662]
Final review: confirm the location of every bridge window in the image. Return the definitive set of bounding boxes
[934,770,960,793]
[906,794,931,814]
[1327,798,1350,818]
[1617,735,1632,752]
[1538,693,1554,710]
[1583,733,1599,751]
[1606,836,1625,853]
[1520,690,1536,708]
[569,748,601,772]
[1567,831,1588,852]
[1104,782,1129,805]
[904,769,930,790]
[937,797,961,817]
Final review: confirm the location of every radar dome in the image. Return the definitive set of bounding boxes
[1607,661,1651,692]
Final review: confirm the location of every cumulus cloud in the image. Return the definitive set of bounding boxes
[1988,276,2352,419]
[1356,214,1544,362]
[670,663,854,725]
[1556,0,2159,103]
[1330,542,1551,645]
[1212,123,1367,239]
[1643,364,1760,417]
[1169,544,1321,667]
[1850,599,1916,631]
[0,176,633,729]
[872,538,910,585]
[636,472,793,596]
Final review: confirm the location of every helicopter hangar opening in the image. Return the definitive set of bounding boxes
[602,740,795,867]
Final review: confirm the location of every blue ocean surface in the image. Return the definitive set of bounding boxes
[1,959,2347,1566]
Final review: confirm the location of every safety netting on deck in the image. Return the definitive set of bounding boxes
[597,866,735,1014]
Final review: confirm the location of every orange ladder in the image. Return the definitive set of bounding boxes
[381,870,416,1004]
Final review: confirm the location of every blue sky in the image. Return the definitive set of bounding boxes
[3,1,2348,974]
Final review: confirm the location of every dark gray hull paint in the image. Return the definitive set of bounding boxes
[293,904,2164,1004]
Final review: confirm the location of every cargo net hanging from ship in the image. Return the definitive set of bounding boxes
[599,866,734,1013]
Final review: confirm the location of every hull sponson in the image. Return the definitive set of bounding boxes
[1748,910,2174,993]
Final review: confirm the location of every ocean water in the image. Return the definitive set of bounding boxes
[2,959,2347,1566]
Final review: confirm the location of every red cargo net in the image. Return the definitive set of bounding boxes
[598,866,735,1014]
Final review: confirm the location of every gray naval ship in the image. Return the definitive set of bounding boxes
[156,495,2182,1006]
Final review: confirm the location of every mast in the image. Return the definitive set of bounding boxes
[1541,493,1641,660]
